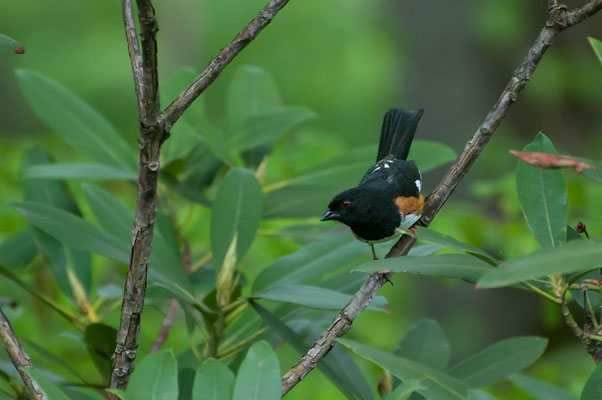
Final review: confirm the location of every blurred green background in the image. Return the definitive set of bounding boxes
[1,0,602,399]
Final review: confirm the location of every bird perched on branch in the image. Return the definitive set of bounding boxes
[320,108,424,260]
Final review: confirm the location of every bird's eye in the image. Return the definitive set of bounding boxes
[342,201,351,209]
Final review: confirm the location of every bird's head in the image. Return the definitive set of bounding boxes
[321,187,369,226]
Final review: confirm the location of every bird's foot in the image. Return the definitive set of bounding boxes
[396,226,417,238]
[377,270,393,286]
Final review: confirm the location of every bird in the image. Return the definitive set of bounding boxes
[320,108,424,260]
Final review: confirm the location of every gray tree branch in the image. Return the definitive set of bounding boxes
[111,0,292,394]
[281,1,602,395]
[0,307,46,400]
[161,0,291,129]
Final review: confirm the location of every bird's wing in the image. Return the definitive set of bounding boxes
[359,159,421,198]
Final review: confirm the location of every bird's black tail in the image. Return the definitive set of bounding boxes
[376,108,424,161]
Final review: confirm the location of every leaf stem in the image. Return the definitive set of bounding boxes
[521,282,561,304]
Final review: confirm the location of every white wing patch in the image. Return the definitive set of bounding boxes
[415,179,421,191]
[383,163,390,169]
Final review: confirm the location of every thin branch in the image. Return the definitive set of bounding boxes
[111,0,293,394]
[161,0,291,128]
[121,0,144,114]
[135,0,160,124]
[150,299,180,353]
[281,2,602,395]
[0,308,46,400]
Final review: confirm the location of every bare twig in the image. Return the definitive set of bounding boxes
[281,2,602,395]
[161,0,291,128]
[0,308,46,400]
[150,299,180,353]
[121,0,144,114]
[111,0,292,393]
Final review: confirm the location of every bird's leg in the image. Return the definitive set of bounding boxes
[370,243,378,260]
[396,225,417,237]
[371,243,394,286]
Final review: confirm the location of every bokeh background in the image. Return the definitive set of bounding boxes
[1,0,602,398]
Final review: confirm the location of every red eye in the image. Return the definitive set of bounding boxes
[342,201,351,209]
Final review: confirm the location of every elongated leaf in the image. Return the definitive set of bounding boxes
[395,319,450,370]
[448,337,547,387]
[22,163,136,181]
[589,37,602,66]
[264,141,455,218]
[252,284,387,312]
[126,350,178,400]
[0,229,37,270]
[416,227,497,264]
[0,264,78,323]
[192,358,234,400]
[468,390,498,400]
[84,323,117,382]
[574,156,602,183]
[0,32,24,54]
[16,70,135,171]
[211,168,263,271]
[338,339,469,399]
[477,238,602,288]
[252,231,370,292]
[226,106,316,154]
[232,341,280,400]
[160,67,212,164]
[515,133,567,248]
[13,201,129,263]
[21,146,92,296]
[355,254,494,283]
[509,374,576,400]
[227,65,281,123]
[24,340,86,383]
[581,362,602,400]
[22,368,70,400]
[383,380,425,400]
[82,184,187,288]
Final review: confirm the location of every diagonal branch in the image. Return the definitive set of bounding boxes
[280,1,602,395]
[0,307,46,400]
[161,0,291,129]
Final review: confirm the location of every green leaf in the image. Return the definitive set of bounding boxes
[263,141,455,218]
[226,106,316,154]
[192,358,234,400]
[211,168,263,271]
[105,389,129,400]
[589,37,602,66]
[448,336,547,387]
[252,231,369,292]
[0,32,24,54]
[395,319,450,370]
[415,227,497,264]
[82,184,188,289]
[252,284,388,312]
[251,301,373,400]
[126,350,178,400]
[515,133,567,248]
[574,156,602,183]
[354,254,494,283]
[581,362,602,400]
[0,229,37,271]
[160,67,213,164]
[468,390,498,400]
[232,341,280,400]
[383,380,425,400]
[338,338,469,399]
[12,201,129,263]
[227,65,281,124]
[477,238,602,288]
[84,323,117,383]
[509,373,576,400]
[22,163,136,181]
[22,368,70,400]
[21,146,92,296]
[16,70,135,171]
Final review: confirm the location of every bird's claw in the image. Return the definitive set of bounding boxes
[377,270,393,286]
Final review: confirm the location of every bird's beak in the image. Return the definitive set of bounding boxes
[320,209,338,222]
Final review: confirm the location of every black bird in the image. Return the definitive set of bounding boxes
[320,108,424,260]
